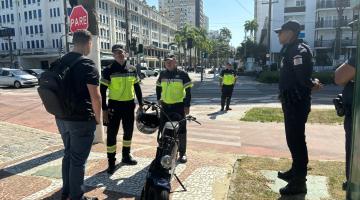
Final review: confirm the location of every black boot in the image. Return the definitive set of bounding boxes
[122,147,137,165]
[225,97,231,111]
[279,177,307,196]
[107,153,116,174]
[278,168,294,182]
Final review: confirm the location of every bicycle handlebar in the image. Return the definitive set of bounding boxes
[142,100,201,125]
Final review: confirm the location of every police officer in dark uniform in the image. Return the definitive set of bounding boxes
[100,45,143,174]
[335,51,357,191]
[219,62,237,111]
[275,20,322,195]
[156,53,193,163]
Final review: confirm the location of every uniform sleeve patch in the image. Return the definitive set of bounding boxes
[293,55,303,66]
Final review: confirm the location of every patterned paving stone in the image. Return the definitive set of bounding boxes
[172,167,228,200]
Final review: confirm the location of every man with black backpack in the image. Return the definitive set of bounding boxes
[39,30,101,200]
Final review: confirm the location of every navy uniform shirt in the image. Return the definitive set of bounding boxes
[279,39,315,94]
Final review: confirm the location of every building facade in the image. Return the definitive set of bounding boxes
[159,0,208,30]
[314,0,357,65]
[0,0,177,69]
[255,0,357,65]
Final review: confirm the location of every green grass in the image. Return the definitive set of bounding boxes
[227,157,345,200]
[241,107,343,124]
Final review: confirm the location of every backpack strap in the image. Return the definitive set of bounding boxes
[68,56,87,69]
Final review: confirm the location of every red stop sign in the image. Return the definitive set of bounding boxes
[69,5,89,33]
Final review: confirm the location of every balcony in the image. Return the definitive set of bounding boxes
[316,19,353,28]
[19,48,59,56]
[314,39,357,48]
[316,0,350,9]
[284,6,306,13]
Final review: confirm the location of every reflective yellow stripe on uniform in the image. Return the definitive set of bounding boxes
[123,140,132,147]
[100,78,110,87]
[160,78,189,104]
[223,74,236,85]
[184,81,193,89]
[107,145,117,153]
[108,72,138,101]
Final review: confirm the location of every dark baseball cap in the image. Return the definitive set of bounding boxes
[112,44,125,53]
[274,20,301,34]
[164,53,175,61]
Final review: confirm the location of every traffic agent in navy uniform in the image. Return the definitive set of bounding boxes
[156,53,193,163]
[100,45,143,174]
[275,20,322,196]
[219,63,237,111]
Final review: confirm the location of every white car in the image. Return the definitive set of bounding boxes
[140,66,158,79]
[0,68,38,88]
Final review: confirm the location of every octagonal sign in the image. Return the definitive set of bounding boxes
[69,5,89,33]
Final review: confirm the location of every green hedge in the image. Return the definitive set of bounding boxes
[256,71,335,84]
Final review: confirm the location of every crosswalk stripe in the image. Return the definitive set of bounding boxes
[188,137,241,147]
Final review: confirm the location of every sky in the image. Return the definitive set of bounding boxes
[145,0,254,47]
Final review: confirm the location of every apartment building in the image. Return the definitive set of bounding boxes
[0,0,177,69]
[159,0,208,30]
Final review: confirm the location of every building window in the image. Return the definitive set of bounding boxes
[38,9,41,18]
[36,40,39,48]
[54,23,57,32]
[5,0,8,8]
[51,24,54,33]
[57,8,60,16]
[9,0,12,7]
[33,10,36,18]
[296,0,305,7]
[10,14,13,22]
[13,42,16,50]
[50,9,52,17]
[25,26,29,35]
[31,40,35,48]
[34,25,38,33]
[29,10,32,19]
[58,24,61,32]
[27,41,30,48]
[39,24,43,33]
[6,14,9,23]
[23,0,25,5]
[40,40,44,48]
[24,11,27,20]
[52,39,55,48]
[30,26,33,34]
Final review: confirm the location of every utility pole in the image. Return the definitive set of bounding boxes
[125,0,130,52]
[63,0,69,52]
[8,36,13,66]
[262,0,278,65]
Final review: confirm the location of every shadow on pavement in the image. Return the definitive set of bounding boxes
[0,149,63,181]
[207,110,227,120]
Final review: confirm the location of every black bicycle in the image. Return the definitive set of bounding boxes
[139,100,201,200]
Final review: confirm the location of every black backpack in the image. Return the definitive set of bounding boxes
[37,56,85,118]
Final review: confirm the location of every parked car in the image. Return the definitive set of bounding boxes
[0,68,38,88]
[140,66,158,79]
[195,66,203,73]
[23,69,45,79]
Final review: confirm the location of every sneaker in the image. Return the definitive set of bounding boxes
[220,108,224,111]
[277,169,294,182]
[179,154,187,163]
[279,177,307,196]
[122,154,138,165]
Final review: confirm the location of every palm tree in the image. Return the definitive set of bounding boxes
[219,27,232,43]
[244,20,258,41]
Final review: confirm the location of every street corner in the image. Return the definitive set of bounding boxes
[227,156,346,200]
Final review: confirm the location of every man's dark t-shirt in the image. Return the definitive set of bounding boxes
[60,52,100,121]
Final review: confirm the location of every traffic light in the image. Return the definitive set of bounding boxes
[137,44,144,54]
[131,38,137,52]
[187,38,193,49]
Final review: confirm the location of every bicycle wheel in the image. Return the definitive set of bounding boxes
[156,188,170,200]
